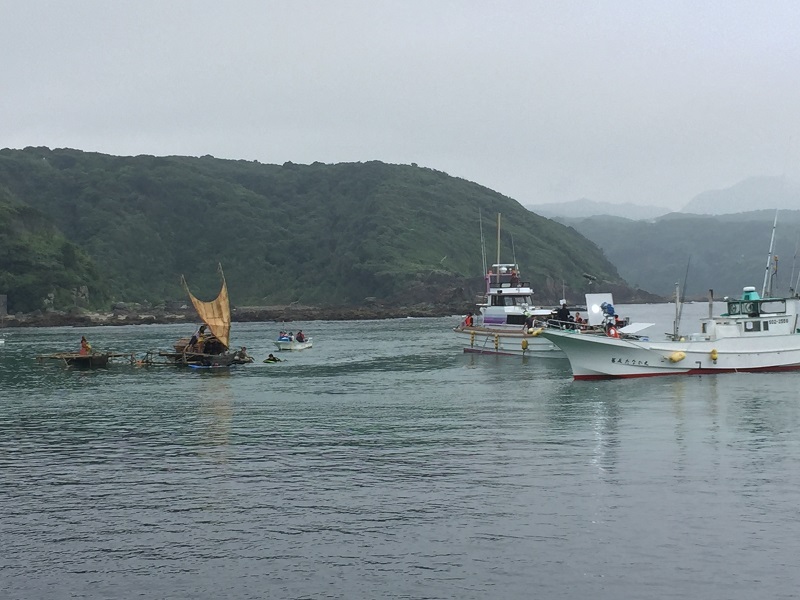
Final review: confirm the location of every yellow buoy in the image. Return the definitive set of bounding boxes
[710,349,718,361]
[668,351,686,363]
[522,339,529,350]
[530,327,543,337]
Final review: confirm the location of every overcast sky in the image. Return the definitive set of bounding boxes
[3,1,799,208]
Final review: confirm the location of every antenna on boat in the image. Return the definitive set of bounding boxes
[794,258,800,298]
[495,213,501,285]
[479,209,487,276]
[511,233,518,270]
[676,255,691,322]
[671,257,691,340]
[768,255,779,298]
[790,232,799,296]
[762,210,778,297]
[672,281,681,340]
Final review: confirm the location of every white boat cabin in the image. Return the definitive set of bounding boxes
[695,286,800,341]
[479,263,546,327]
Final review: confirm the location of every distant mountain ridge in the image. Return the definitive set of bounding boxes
[556,209,800,299]
[527,198,670,220]
[528,176,800,221]
[681,176,800,215]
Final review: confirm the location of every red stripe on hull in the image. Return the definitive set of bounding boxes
[574,363,800,380]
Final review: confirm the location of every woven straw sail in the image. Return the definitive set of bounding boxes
[182,267,231,350]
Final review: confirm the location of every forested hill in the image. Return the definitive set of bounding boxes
[0,147,640,313]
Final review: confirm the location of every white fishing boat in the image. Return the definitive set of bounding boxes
[454,263,562,356]
[542,212,800,379]
[454,213,566,357]
[542,286,800,380]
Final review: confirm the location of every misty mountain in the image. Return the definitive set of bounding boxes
[681,176,800,215]
[527,198,670,220]
[556,210,800,299]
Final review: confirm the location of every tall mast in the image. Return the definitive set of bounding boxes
[789,232,799,296]
[762,210,778,297]
[495,213,501,285]
[479,209,487,276]
[673,281,680,339]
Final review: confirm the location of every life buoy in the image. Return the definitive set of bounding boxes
[606,327,620,338]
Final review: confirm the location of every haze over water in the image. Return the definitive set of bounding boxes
[2,304,800,599]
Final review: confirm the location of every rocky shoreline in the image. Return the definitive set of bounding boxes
[1,285,666,328]
[0,302,476,328]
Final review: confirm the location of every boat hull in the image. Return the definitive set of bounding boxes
[157,350,249,367]
[274,339,313,351]
[37,352,117,368]
[66,354,110,368]
[541,330,800,380]
[455,326,562,357]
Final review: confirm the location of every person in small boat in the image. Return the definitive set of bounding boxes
[574,312,585,329]
[264,353,281,363]
[462,312,474,328]
[295,330,306,343]
[79,336,92,355]
[190,325,207,352]
[234,346,254,363]
[288,331,295,341]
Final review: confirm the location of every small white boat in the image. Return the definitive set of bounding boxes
[274,337,313,351]
[541,287,800,380]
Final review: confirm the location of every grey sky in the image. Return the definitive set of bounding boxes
[3,1,799,208]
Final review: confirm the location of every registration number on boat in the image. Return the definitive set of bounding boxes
[768,318,789,324]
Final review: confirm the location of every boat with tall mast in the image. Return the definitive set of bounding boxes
[541,214,800,379]
[454,213,561,357]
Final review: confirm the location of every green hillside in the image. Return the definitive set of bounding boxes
[0,187,107,312]
[0,147,634,313]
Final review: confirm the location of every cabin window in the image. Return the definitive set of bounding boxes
[727,303,740,315]
[744,321,761,332]
[743,302,758,316]
[507,315,526,325]
[760,300,786,314]
[763,321,769,331]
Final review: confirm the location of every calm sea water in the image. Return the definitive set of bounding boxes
[2,304,800,599]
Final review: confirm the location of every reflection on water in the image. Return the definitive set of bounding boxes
[3,313,800,599]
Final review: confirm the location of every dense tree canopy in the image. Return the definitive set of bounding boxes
[0,147,630,313]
